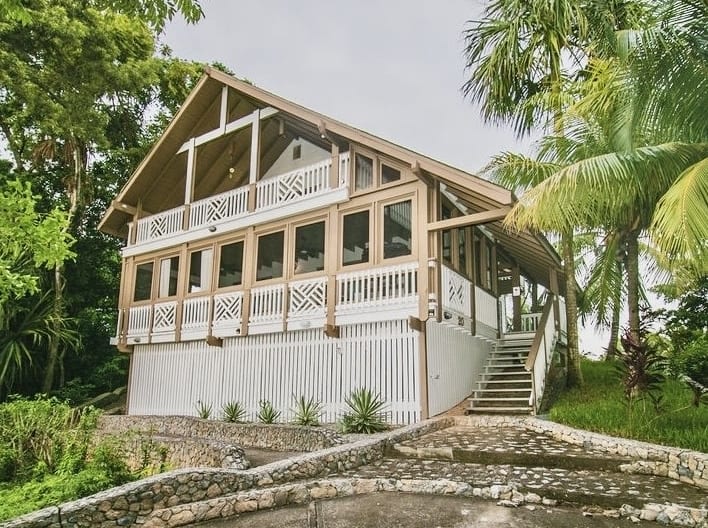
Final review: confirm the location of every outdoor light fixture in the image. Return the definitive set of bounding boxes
[208,226,217,233]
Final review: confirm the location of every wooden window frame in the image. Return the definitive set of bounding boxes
[290,215,328,280]
[157,253,181,300]
[254,225,288,285]
[349,146,414,197]
[377,193,416,265]
[215,236,246,292]
[339,205,373,271]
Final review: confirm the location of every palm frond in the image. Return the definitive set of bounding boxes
[483,152,561,193]
[650,157,708,273]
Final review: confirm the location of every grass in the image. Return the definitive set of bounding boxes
[549,359,708,452]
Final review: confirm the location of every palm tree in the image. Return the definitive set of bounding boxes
[463,0,594,386]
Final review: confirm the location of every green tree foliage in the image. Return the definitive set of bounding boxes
[0,177,73,309]
[0,0,204,396]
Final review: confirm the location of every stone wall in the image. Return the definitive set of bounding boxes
[4,418,450,528]
[97,415,344,452]
[455,415,708,490]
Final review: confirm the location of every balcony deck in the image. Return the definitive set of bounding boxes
[125,153,350,255]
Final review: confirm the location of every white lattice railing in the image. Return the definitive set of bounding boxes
[336,262,418,313]
[152,301,177,334]
[521,312,542,333]
[250,284,285,324]
[212,291,244,334]
[441,265,472,318]
[182,296,210,332]
[288,277,327,320]
[474,286,498,331]
[135,207,184,244]
[127,305,152,337]
[189,186,249,230]
[256,157,332,210]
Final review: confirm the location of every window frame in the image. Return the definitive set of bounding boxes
[186,245,215,296]
[215,237,246,291]
[132,259,156,304]
[377,194,416,264]
[254,227,287,283]
[349,146,413,196]
[157,253,181,299]
[291,217,328,279]
[339,206,373,270]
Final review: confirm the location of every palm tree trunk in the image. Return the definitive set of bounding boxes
[625,231,641,342]
[563,231,583,387]
[605,296,621,360]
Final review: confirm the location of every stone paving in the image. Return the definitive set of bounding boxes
[333,424,708,511]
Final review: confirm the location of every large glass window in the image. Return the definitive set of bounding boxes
[189,249,213,293]
[158,256,179,298]
[256,231,284,281]
[134,262,153,302]
[218,242,244,288]
[383,200,412,259]
[442,230,452,264]
[354,153,373,191]
[342,211,369,266]
[294,222,325,275]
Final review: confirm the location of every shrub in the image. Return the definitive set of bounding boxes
[257,400,280,424]
[0,445,17,482]
[291,395,323,426]
[194,400,212,419]
[339,388,387,434]
[222,400,247,423]
[617,328,665,411]
[670,334,708,406]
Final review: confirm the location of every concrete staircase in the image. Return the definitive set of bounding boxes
[466,335,534,414]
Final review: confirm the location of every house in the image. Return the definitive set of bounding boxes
[99,67,567,423]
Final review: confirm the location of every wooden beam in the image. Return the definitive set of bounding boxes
[177,106,278,153]
[185,138,197,204]
[426,207,510,232]
[249,108,261,185]
[219,86,228,131]
[111,200,138,216]
[411,160,434,188]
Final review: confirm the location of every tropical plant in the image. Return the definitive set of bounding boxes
[291,395,323,427]
[194,400,212,419]
[669,335,708,407]
[221,400,247,423]
[257,400,281,424]
[339,388,387,434]
[616,327,665,410]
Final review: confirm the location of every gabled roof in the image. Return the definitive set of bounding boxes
[99,67,563,290]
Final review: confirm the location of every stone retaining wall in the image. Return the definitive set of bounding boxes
[455,415,708,490]
[4,418,450,528]
[98,415,344,452]
[113,434,249,471]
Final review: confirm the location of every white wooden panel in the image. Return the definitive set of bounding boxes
[127,319,421,424]
[425,319,492,416]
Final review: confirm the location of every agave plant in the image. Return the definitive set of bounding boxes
[339,388,387,434]
[291,395,323,426]
[194,400,212,419]
[256,400,281,424]
[221,400,247,423]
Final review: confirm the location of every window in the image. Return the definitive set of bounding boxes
[342,211,369,266]
[158,256,179,298]
[218,242,244,288]
[256,231,284,281]
[354,153,373,191]
[458,228,467,276]
[294,221,325,275]
[189,249,213,293]
[292,144,301,160]
[383,200,412,259]
[134,262,153,302]
[381,163,400,184]
[442,230,452,264]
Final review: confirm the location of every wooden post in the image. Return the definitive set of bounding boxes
[512,261,521,332]
[470,229,477,335]
[240,226,256,336]
[325,205,339,332]
[185,138,197,205]
[249,109,261,185]
[329,143,340,189]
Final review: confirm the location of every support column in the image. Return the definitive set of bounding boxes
[247,109,261,213]
[512,261,521,332]
[329,143,340,189]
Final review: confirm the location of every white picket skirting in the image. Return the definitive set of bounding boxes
[189,186,249,230]
[425,320,492,416]
[127,319,421,424]
[135,207,184,244]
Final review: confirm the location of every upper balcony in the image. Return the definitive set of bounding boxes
[124,153,351,255]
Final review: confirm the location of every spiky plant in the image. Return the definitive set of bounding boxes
[291,395,323,426]
[339,388,387,434]
[221,400,247,423]
[194,400,212,420]
[256,400,280,424]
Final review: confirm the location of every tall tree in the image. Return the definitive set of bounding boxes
[0,0,203,392]
[463,0,591,386]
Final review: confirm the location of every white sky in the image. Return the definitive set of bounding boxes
[163,1,609,355]
[162,0,530,175]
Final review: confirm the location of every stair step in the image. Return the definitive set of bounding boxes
[466,406,531,413]
[470,396,530,402]
[487,356,527,362]
[482,370,528,375]
[478,379,531,384]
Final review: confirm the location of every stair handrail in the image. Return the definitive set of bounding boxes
[524,296,557,413]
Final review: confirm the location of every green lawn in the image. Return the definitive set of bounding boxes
[549,359,708,452]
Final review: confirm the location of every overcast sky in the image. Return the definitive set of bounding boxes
[163,0,530,175]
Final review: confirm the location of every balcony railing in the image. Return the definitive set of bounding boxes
[119,261,418,344]
[130,153,350,248]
